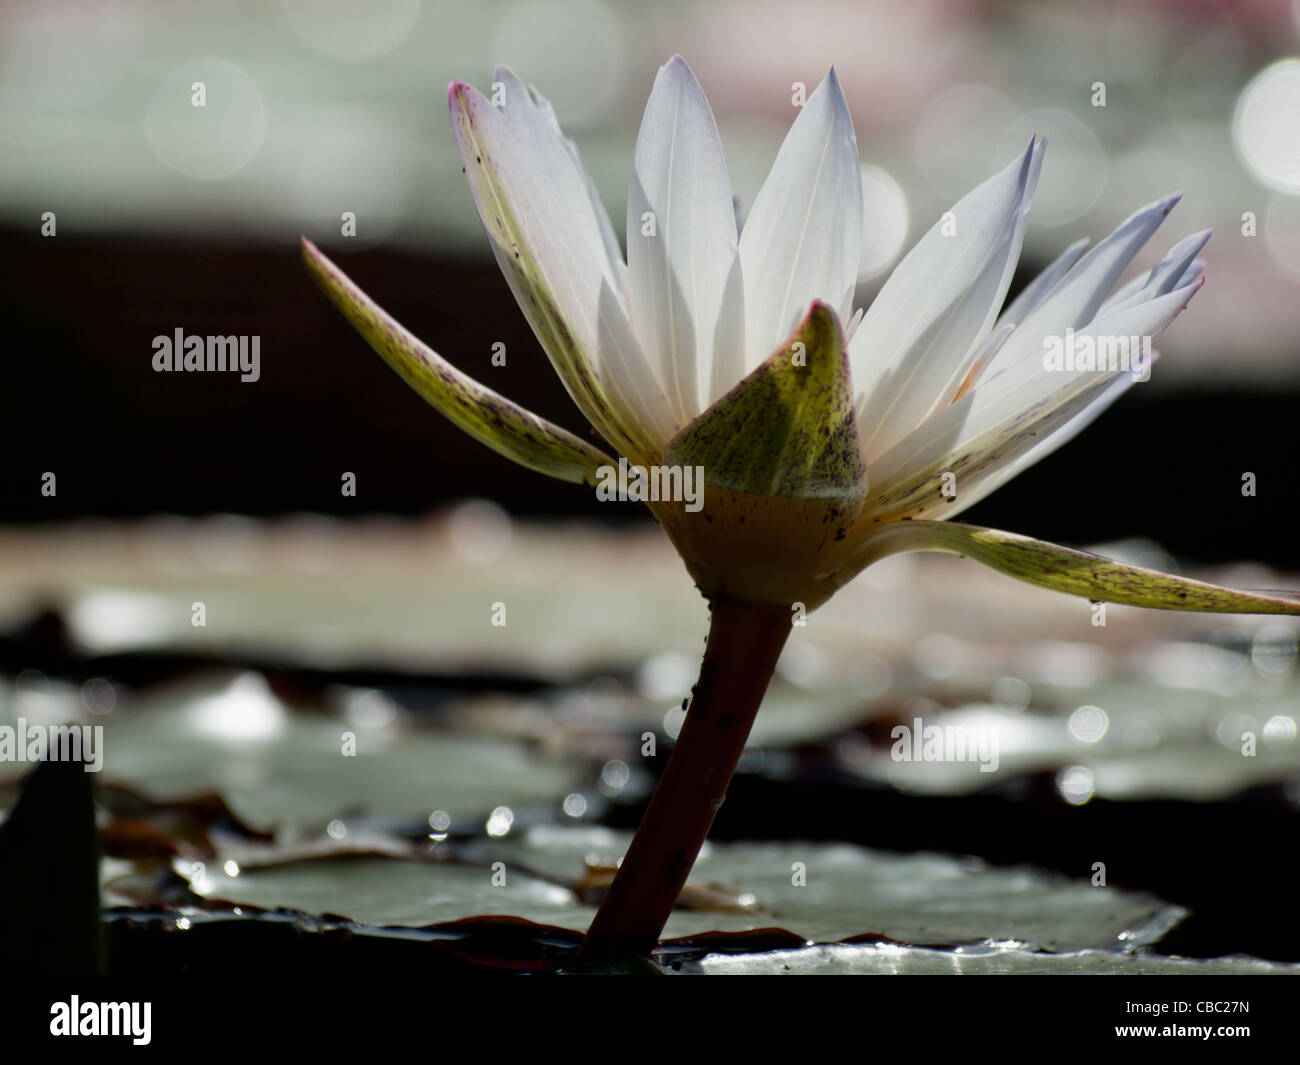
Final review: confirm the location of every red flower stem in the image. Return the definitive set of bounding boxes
[576,595,792,962]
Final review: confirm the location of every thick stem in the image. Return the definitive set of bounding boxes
[576,596,792,962]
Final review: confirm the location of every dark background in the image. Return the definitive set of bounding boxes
[2,226,1294,566]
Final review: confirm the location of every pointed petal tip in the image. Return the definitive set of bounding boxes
[1027,134,1046,171]
[659,54,704,90]
[1117,191,1181,228]
[1017,133,1046,158]
[820,66,850,108]
[1168,273,1207,310]
[1182,228,1213,258]
[819,68,856,139]
[1154,228,1213,267]
[996,135,1043,180]
[447,80,478,114]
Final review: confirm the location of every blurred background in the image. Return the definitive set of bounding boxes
[0,0,1297,559]
[2,0,1300,974]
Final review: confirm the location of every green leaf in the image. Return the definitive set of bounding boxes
[663,301,867,505]
[846,520,1300,614]
[302,238,616,487]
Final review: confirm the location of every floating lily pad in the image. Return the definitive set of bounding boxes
[695,943,1300,975]
[181,827,1181,953]
[95,672,583,829]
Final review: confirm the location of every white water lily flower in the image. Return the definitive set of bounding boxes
[303,55,1299,619]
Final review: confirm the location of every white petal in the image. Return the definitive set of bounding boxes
[1177,258,1205,288]
[493,67,624,294]
[980,193,1181,381]
[708,249,747,405]
[863,278,1203,524]
[939,368,1134,520]
[943,321,1017,406]
[1099,228,1210,315]
[995,237,1089,329]
[738,68,861,370]
[1094,258,1152,315]
[572,140,628,294]
[844,306,865,342]
[595,278,687,450]
[851,139,1044,463]
[627,56,738,424]
[450,78,668,459]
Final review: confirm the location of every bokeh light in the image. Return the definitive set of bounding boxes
[490,0,624,128]
[858,164,909,280]
[1233,58,1300,194]
[279,0,422,61]
[145,58,266,181]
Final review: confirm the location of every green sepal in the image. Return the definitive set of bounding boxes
[664,301,867,507]
[850,520,1300,614]
[302,238,615,486]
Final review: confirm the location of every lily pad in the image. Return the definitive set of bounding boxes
[95,672,582,830]
[180,827,1181,953]
[695,943,1300,975]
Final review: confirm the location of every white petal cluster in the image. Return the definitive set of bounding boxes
[450,56,1204,520]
